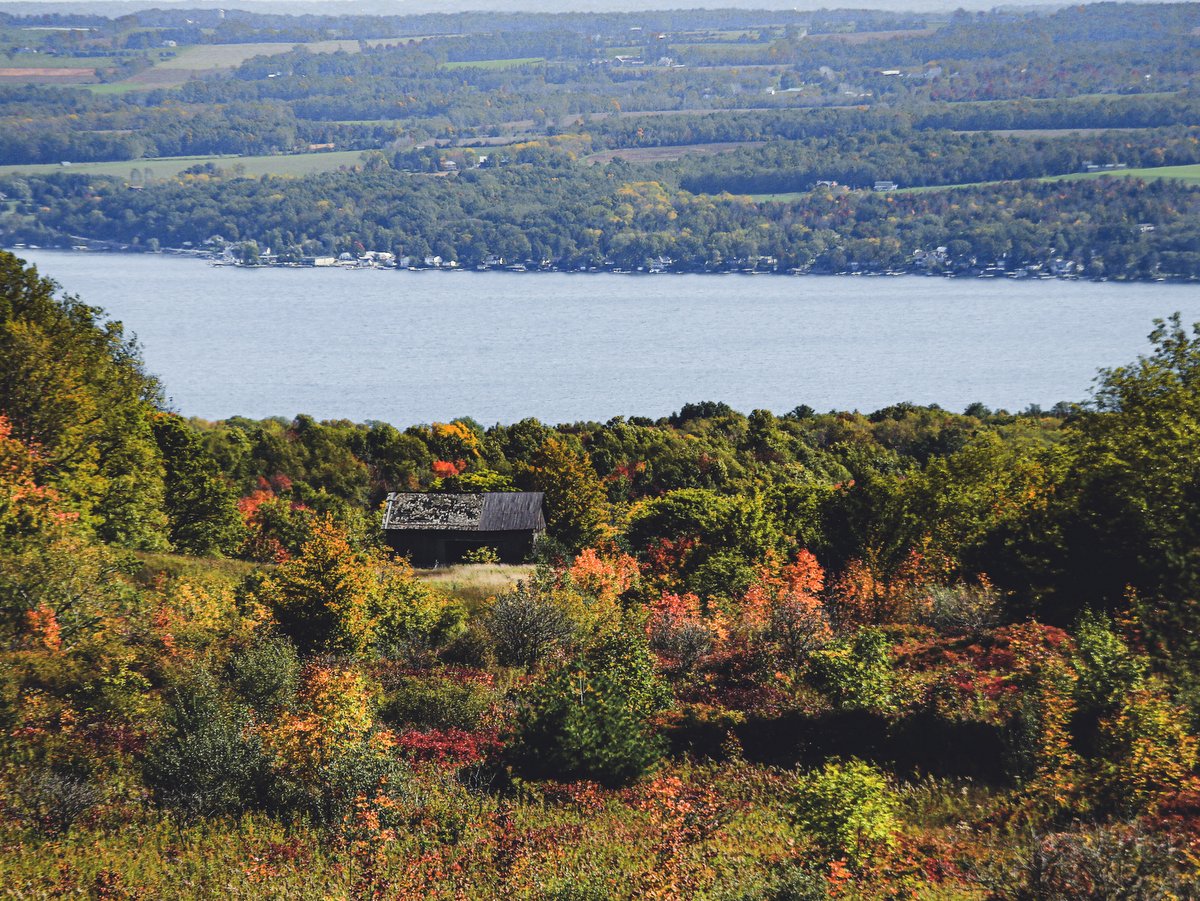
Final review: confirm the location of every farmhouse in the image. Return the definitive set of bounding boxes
[382,492,546,566]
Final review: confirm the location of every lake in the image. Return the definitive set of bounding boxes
[18,249,1200,426]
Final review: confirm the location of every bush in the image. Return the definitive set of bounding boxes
[1099,686,1198,815]
[373,571,466,664]
[8,765,99,835]
[807,628,896,712]
[283,741,410,830]
[510,640,666,787]
[789,759,899,868]
[143,673,269,820]
[488,582,576,670]
[226,633,301,715]
[1000,822,1197,900]
[461,545,500,564]
[1073,610,1146,713]
[919,582,1000,635]
[381,674,494,731]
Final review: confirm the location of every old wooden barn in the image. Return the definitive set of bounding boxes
[382,492,546,566]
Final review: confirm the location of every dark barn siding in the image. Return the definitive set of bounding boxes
[382,492,545,566]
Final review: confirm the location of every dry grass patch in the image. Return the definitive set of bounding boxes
[416,563,535,607]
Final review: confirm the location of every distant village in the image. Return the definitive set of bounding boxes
[13,235,1111,281]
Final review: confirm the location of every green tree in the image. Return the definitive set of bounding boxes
[151,413,244,556]
[523,435,608,551]
[0,252,167,547]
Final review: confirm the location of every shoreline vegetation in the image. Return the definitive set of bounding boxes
[11,240,1194,283]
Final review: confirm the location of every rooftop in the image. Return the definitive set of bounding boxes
[383,492,546,532]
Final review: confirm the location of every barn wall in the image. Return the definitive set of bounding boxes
[384,529,540,566]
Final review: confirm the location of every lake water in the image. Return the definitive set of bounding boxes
[18,249,1200,426]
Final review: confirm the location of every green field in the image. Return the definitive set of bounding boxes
[154,39,363,70]
[744,164,1200,203]
[896,163,1200,193]
[0,149,370,180]
[442,57,544,70]
[1050,163,1200,186]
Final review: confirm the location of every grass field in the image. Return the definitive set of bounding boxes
[1050,163,1200,186]
[442,57,544,70]
[0,149,369,180]
[416,563,534,608]
[154,39,363,71]
[895,163,1200,193]
[745,164,1200,202]
[584,141,763,165]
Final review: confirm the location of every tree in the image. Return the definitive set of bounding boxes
[0,251,167,547]
[523,436,608,551]
[1054,315,1200,612]
[789,759,899,868]
[151,413,244,556]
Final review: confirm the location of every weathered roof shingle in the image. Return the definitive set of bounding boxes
[383,492,545,532]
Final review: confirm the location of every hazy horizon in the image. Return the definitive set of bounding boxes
[0,0,1094,18]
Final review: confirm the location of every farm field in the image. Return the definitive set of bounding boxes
[153,39,365,70]
[0,149,370,179]
[584,141,764,165]
[442,56,545,70]
[744,163,1200,202]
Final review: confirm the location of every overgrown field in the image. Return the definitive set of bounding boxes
[4,249,1200,896]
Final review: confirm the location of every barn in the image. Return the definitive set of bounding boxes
[382,492,546,566]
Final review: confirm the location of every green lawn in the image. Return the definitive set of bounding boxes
[442,57,544,70]
[0,149,370,180]
[83,82,149,95]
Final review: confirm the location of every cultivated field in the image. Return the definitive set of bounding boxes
[442,57,545,70]
[584,141,764,165]
[0,149,370,180]
[154,40,364,70]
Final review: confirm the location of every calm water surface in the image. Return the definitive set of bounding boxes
[20,250,1200,425]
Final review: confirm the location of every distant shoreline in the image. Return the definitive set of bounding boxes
[10,244,1192,285]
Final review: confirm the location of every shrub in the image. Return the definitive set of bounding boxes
[919,581,1000,636]
[1001,822,1196,900]
[807,628,896,712]
[143,673,268,820]
[511,643,665,787]
[488,582,576,670]
[1073,610,1147,713]
[461,545,500,564]
[226,633,301,715]
[8,765,99,835]
[789,758,899,869]
[381,674,494,731]
[1099,685,1198,815]
[372,569,466,664]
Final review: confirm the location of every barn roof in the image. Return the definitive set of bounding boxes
[383,492,545,532]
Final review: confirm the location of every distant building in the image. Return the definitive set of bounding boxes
[873,180,898,191]
[382,492,546,566]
